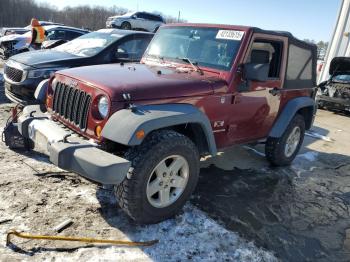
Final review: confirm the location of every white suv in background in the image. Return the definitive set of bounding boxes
[106,12,165,33]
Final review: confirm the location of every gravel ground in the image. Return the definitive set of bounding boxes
[0,61,276,261]
[0,59,350,261]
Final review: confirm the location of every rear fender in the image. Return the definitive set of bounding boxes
[269,97,316,138]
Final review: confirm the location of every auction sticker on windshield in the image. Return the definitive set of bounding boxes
[216,30,244,41]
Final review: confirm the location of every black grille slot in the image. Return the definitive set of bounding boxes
[52,82,91,130]
[4,65,23,82]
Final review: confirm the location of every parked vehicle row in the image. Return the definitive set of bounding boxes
[3,23,318,224]
[0,27,29,37]
[0,21,64,37]
[4,29,153,103]
[0,25,89,60]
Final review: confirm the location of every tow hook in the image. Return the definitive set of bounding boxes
[2,105,32,150]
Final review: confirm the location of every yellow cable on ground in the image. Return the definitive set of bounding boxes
[6,230,158,247]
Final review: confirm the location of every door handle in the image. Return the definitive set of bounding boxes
[269,87,280,96]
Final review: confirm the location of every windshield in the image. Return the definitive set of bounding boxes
[333,74,350,82]
[54,31,123,57]
[144,27,244,71]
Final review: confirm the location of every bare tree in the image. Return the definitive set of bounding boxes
[0,0,185,30]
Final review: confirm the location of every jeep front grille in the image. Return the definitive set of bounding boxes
[52,81,92,130]
[4,65,23,82]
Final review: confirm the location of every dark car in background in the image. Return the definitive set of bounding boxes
[318,57,350,114]
[0,25,89,60]
[4,29,154,103]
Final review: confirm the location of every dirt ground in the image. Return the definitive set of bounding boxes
[0,60,350,261]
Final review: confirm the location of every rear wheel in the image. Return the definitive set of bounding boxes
[115,130,200,224]
[265,114,305,166]
[121,22,132,30]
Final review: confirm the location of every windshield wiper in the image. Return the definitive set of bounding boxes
[146,54,165,63]
[177,57,203,75]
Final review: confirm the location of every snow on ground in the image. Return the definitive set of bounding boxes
[0,103,276,261]
[305,130,333,142]
[297,151,319,162]
[27,205,277,262]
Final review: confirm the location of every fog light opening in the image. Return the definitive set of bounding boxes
[136,129,145,140]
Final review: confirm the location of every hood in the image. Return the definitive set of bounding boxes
[57,63,227,101]
[0,34,28,42]
[329,57,350,75]
[10,50,82,68]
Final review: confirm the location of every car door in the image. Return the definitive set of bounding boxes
[227,34,288,143]
[139,13,154,31]
[133,12,146,30]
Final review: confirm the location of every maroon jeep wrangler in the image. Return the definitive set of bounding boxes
[8,23,317,224]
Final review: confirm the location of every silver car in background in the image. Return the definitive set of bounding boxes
[106,11,165,32]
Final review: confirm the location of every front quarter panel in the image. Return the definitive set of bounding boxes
[101,103,217,155]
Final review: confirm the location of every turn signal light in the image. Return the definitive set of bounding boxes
[95,125,102,138]
[136,129,145,140]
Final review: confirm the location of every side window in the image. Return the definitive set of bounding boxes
[247,40,283,78]
[286,44,312,81]
[148,14,160,21]
[284,44,313,89]
[146,14,155,21]
[65,31,83,40]
[137,13,146,19]
[47,30,65,40]
[116,38,149,60]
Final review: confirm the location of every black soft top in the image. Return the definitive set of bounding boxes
[253,27,317,89]
[252,27,317,51]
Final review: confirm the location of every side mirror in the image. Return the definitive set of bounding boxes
[243,63,269,82]
[131,15,137,19]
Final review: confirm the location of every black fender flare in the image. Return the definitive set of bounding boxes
[101,104,217,156]
[269,97,316,138]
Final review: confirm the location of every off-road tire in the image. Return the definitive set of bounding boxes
[115,130,200,224]
[265,114,305,166]
[121,22,132,30]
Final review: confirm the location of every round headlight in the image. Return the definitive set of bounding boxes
[51,78,58,91]
[98,96,109,119]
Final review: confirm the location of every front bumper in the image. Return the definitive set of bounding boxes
[317,95,350,111]
[106,20,122,28]
[4,77,44,104]
[16,105,131,185]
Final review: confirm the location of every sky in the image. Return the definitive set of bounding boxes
[37,0,341,42]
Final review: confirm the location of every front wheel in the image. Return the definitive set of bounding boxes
[115,130,200,224]
[121,22,132,30]
[265,114,305,166]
